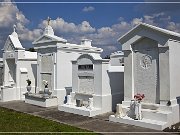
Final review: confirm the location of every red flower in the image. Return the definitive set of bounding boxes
[134,93,145,101]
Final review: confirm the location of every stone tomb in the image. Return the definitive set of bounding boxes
[25,20,102,107]
[24,93,57,107]
[0,26,37,102]
[59,53,124,117]
[110,23,180,130]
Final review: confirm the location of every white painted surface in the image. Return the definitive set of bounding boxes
[1,29,37,102]
[0,87,16,102]
[25,97,58,107]
[113,23,180,130]
[79,76,94,94]
[109,115,167,130]
[59,104,101,117]
[32,24,103,107]
[59,53,124,117]
[169,39,180,100]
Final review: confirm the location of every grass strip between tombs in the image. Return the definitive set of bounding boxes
[0,107,97,134]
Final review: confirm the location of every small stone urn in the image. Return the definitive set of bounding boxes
[26,86,31,93]
[130,100,142,120]
[87,98,93,109]
[26,79,31,94]
[136,101,142,120]
[43,80,50,98]
[44,86,49,97]
[66,95,72,105]
[115,104,125,118]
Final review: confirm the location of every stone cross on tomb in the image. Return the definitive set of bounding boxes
[47,17,51,25]
[13,25,16,32]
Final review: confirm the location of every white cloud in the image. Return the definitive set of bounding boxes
[131,18,143,26]
[82,6,95,12]
[118,17,124,22]
[0,0,43,44]
[1,0,180,57]
[0,1,18,27]
[79,21,95,33]
[167,22,180,33]
[39,18,95,35]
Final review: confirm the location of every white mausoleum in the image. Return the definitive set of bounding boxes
[26,20,103,107]
[0,58,3,86]
[0,26,37,102]
[59,51,124,117]
[110,23,180,130]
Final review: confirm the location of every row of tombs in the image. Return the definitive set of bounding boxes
[0,22,180,131]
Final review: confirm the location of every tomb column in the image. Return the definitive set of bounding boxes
[3,59,8,86]
[123,50,133,101]
[158,46,170,104]
[36,54,41,93]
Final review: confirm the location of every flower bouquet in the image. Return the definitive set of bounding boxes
[134,93,145,102]
[26,79,31,93]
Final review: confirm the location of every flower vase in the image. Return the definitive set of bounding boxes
[134,101,142,120]
[87,98,93,109]
[138,102,142,120]
[26,85,31,94]
[67,95,72,105]
[44,87,49,97]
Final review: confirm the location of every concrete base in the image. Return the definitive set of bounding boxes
[54,89,67,105]
[109,115,167,130]
[109,101,180,130]
[0,86,17,102]
[25,94,58,107]
[59,104,102,117]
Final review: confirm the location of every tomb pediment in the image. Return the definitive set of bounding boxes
[4,34,24,51]
[33,34,67,45]
[6,42,14,51]
[33,36,53,43]
[4,38,15,51]
[119,23,180,50]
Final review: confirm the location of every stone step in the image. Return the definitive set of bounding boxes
[109,115,168,130]
[59,104,102,117]
[122,101,174,112]
[121,105,172,122]
[142,109,171,122]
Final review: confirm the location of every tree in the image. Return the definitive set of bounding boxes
[104,55,110,59]
[26,48,36,52]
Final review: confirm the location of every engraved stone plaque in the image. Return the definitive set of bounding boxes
[40,54,53,90]
[134,49,159,104]
[41,54,53,73]
[79,76,94,94]
[140,55,152,69]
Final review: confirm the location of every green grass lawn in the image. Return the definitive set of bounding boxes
[0,107,96,134]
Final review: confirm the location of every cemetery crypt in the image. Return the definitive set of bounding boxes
[110,23,180,130]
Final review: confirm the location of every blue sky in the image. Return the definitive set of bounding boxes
[0,0,180,57]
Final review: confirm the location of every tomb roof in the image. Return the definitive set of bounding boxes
[110,51,124,58]
[65,42,102,50]
[6,25,24,50]
[76,53,108,63]
[118,23,180,44]
[57,42,103,53]
[33,19,67,45]
[33,34,67,45]
[9,35,24,49]
[90,53,102,60]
